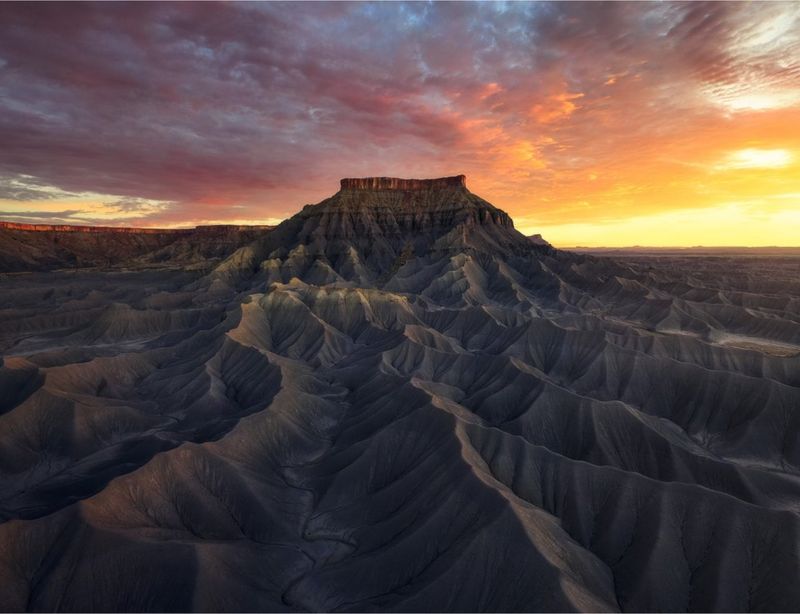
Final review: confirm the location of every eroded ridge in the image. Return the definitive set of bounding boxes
[0,180,799,611]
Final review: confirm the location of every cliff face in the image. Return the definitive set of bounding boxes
[340,175,466,191]
[214,174,537,284]
[0,222,184,234]
[326,176,514,241]
[0,223,274,272]
[0,222,273,234]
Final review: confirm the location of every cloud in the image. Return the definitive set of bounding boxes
[0,1,798,232]
[105,197,174,216]
[0,209,83,223]
[0,175,76,200]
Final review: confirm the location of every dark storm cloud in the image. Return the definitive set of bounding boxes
[0,1,798,225]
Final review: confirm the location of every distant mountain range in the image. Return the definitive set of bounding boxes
[0,222,273,272]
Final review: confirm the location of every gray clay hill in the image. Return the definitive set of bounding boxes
[1,176,799,612]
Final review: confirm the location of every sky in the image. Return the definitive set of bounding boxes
[1,1,799,247]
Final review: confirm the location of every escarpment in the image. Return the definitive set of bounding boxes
[214,175,528,285]
[0,221,273,234]
[322,175,516,236]
[0,222,273,272]
[340,175,467,191]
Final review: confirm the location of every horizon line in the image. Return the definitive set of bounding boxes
[2,219,799,250]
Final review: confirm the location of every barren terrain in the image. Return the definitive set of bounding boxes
[0,177,798,612]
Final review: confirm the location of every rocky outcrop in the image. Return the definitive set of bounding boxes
[528,233,552,248]
[340,175,467,191]
[214,174,523,284]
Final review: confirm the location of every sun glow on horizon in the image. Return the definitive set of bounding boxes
[520,198,800,248]
[718,148,794,170]
[2,2,800,247]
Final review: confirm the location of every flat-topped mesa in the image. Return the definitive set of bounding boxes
[340,175,467,191]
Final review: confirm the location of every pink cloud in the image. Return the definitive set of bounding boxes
[0,1,797,227]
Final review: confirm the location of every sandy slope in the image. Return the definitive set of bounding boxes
[0,178,798,611]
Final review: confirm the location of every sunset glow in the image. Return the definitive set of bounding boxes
[720,148,793,170]
[1,1,799,246]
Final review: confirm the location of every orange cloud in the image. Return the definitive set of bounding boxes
[529,92,584,124]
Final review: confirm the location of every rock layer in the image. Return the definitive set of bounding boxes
[340,175,467,191]
[0,223,273,272]
[0,222,271,234]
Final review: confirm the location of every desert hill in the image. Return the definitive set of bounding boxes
[0,177,798,611]
[210,175,551,289]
